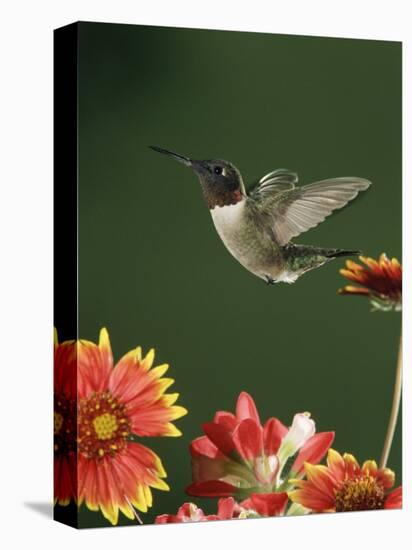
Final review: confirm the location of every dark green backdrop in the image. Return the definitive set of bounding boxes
[77,22,401,527]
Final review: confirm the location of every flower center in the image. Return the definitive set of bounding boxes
[335,475,385,512]
[93,412,118,440]
[54,412,64,434]
[78,391,131,460]
[54,394,76,456]
[253,454,279,486]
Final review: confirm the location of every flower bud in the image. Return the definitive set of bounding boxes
[278,413,315,466]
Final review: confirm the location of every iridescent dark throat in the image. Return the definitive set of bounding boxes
[203,188,244,209]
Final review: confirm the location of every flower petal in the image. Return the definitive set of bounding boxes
[304,462,336,498]
[236,392,261,425]
[232,418,263,461]
[190,435,220,458]
[98,328,114,371]
[155,502,208,524]
[291,432,335,476]
[278,413,315,464]
[342,453,361,477]
[128,398,187,437]
[108,349,157,405]
[214,411,238,432]
[376,467,395,489]
[217,497,239,520]
[77,338,112,398]
[326,448,345,481]
[263,417,288,456]
[241,492,288,517]
[288,487,335,512]
[54,340,77,400]
[384,486,402,509]
[186,480,237,497]
[202,422,235,457]
[54,454,77,506]
[338,285,370,296]
[79,441,169,524]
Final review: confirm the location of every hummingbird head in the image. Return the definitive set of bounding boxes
[150,146,246,209]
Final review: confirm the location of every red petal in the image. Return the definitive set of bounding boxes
[109,354,156,406]
[236,392,261,425]
[291,432,335,475]
[289,486,335,511]
[202,422,235,457]
[54,453,77,505]
[242,492,288,517]
[128,399,182,437]
[155,514,181,524]
[232,418,263,460]
[384,486,402,509]
[217,497,238,519]
[78,454,99,510]
[54,342,77,400]
[214,411,238,432]
[186,480,236,497]
[78,341,112,398]
[306,464,337,497]
[263,417,288,455]
[190,435,220,458]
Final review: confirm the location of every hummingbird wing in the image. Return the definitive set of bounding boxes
[250,171,371,246]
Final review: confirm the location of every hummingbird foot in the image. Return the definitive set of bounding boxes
[265,275,276,285]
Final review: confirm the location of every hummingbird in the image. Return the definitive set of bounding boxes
[150,146,371,284]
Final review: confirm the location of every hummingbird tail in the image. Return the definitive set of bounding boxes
[324,248,361,259]
[281,244,361,281]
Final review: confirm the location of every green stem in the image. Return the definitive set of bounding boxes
[379,330,402,469]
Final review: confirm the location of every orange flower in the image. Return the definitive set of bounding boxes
[338,253,402,311]
[54,328,187,525]
[288,449,402,512]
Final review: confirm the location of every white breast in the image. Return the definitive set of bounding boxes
[210,200,245,237]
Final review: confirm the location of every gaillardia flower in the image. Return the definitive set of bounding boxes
[54,331,77,506]
[54,328,187,525]
[288,449,402,512]
[186,392,334,502]
[338,254,402,311]
[155,493,288,524]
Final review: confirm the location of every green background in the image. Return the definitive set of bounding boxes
[76,22,401,527]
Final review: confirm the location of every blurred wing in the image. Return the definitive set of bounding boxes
[250,174,371,246]
[258,168,299,187]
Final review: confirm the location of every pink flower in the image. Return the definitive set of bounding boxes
[186,392,334,500]
[155,498,242,523]
[155,493,289,524]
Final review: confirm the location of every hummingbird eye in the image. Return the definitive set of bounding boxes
[213,166,223,175]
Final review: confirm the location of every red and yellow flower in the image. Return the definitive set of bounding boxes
[338,253,402,311]
[54,328,187,525]
[288,448,402,512]
[155,493,288,524]
[186,392,334,501]
[54,331,77,506]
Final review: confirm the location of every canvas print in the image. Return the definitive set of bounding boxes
[53,22,402,528]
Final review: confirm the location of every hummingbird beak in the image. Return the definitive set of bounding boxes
[149,145,192,167]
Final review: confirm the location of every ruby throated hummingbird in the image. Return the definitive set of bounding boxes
[150,146,371,284]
